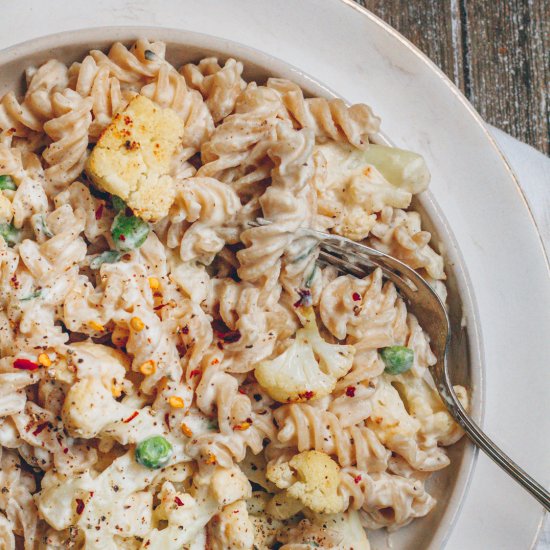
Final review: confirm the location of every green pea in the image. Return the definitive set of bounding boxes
[135,436,173,469]
[90,250,122,270]
[0,175,16,191]
[0,223,21,246]
[111,212,149,252]
[380,346,414,375]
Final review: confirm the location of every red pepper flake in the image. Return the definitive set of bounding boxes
[238,388,247,395]
[32,422,49,437]
[174,496,184,507]
[95,203,104,220]
[63,448,69,454]
[13,358,39,371]
[298,391,315,400]
[346,386,356,397]
[154,303,167,311]
[233,509,239,514]
[217,341,224,350]
[352,292,361,301]
[181,326,189,335]
[354,475,362,484]
[123,411,139,423]
[293,288,312,308]
[119,234,126,241]
[75,498,85,515]
[190,369,202,378]
[10,275,19,288]
[164,412,170,429]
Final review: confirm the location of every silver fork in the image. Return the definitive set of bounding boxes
[268,222,550,510]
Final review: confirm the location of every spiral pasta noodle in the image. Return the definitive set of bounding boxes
[0,40,466,548]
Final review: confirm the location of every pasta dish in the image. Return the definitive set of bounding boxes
[0,39,468,549]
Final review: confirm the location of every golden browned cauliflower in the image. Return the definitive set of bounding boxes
[86,95,184,221]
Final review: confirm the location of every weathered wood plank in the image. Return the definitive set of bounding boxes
[356,0,549,154]
[359,0,465,91]
[463,0,549,154]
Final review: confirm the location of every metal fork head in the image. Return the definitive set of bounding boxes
[294,227,460,413]
[249,220,550,509]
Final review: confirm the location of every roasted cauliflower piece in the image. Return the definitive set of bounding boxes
[254,306,354,403]
[266,451,345,516]
[86,95,184,221]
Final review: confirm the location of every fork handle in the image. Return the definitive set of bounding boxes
[450,399,550,510]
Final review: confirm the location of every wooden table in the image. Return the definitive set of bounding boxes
[356,0,549,154]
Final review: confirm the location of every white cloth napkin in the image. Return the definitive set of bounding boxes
[489,126,550,255]
[488,126,549,549]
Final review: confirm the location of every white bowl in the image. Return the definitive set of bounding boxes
[0,27,484,550]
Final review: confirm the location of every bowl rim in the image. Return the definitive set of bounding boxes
[0,26,485,549]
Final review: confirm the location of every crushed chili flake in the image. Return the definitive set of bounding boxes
[293,288,312,308]
[233,422,251,431]
[95,203,104,220]
[164,412,170,429]
[75,499,85,515]
[354,475,362,484]
[63,448,69,454]
[189,369,202,378]
[346,386,356,397]
[122,411,139,423]
[298,390,315,400]
[153,303,167,311]
[238,388,247,395]
[181,326,189,335]
[13,358,39,371]
[216,341,224,350]
[352,292,362,301]
[174,496,184,507]
[32,422,49,437]
[119,234,126,241]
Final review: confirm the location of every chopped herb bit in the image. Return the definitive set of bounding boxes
[304,266,317,289]
[292,243,317,263]
[111,195,126,212]
[90,250,122,270]
[21,289,42,301]
[0,223,21,246]
[0,175,16,191]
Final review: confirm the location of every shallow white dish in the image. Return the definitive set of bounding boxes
[0,27,483,550]
[0,1,548,548]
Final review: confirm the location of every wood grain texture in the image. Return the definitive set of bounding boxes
[356,0,549,154]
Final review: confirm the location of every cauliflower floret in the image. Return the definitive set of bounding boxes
[314,142,427,240]
[207,500,255,550]
[266,492,304,520]
[86,95,184,221]
[255,307,354,403]
[247,492,284,548]
[61,377,120,438]
[210,466,252,506]
[267,451,345,515]
[278,510,370,549]
[144,482,218,548]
